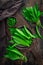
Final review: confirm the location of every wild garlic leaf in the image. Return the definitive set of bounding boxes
[5,46,27,61]
[7,17,17,27]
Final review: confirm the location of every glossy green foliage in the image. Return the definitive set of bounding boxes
[22,4,43,38]
[9,26,38,47]
[4,46,27,61]
[22,4,42,24]
[6,25,38,61]
[7,17,17,27]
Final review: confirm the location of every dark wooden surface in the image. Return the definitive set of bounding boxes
[0,0,43,65]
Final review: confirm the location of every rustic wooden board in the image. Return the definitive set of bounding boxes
[0,0,43,65]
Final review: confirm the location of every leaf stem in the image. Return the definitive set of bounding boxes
[36,25,43,38]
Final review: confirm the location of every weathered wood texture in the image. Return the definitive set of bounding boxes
[0,0,43,65]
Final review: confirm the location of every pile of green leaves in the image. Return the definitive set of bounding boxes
[5,17,39,61]
[5,46,27,61]
[5,26,39,61]
[9,25,37,47]
[22,4,43,38]
[5,17,27,61]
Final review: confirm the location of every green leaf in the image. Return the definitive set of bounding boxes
[16,28,30,40]
[12,35,31,47]
[8,27,16,35]
[36,25,43,38]
[5,46,27,61]
[22,4,41,23]
[7,17,17,27]
[24,26,36,38]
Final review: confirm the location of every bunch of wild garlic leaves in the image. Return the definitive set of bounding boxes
[5,11,39,61]
[22,4,43,38]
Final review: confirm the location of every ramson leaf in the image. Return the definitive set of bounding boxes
[5,46,27,61]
